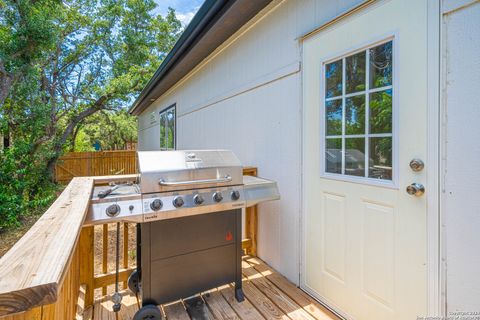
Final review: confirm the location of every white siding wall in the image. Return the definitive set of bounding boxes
[442,0,480,314]
[138,0,364,283]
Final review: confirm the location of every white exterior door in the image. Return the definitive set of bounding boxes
[302,0,429,319]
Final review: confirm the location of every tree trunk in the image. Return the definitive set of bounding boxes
[3,130,9,149]
[70,124,82,152]
[0,68,14,106]
[45,102,105,180]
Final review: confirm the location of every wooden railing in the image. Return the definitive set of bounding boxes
[0,177,95,319]
[0,169,258,319]
[81,222,136,302]
[242,167,258,256]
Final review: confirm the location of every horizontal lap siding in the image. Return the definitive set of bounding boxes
[178,74,301,283]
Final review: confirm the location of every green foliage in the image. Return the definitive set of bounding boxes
[0,0,60,71]
[0,0,182,229]
[73,130,95,152]
[73,109,137,151]
[0,143,58,230]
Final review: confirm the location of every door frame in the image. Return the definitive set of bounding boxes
[298,0,442,317]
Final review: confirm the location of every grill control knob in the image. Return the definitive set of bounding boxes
[106,204,120,217]
[150,199,163,211]
[173,196,184,208]
[193,194,204,205]
[213,192,223,203]
[231,190,240,201]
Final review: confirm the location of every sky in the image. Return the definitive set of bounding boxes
[153,0,204,26]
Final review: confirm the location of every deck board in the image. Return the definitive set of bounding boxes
[242,277,289,320]
[202,289,240,319]
[201,295,217,320]
[242,261,315,320]
[82,306,93,320]
[218,284,265,320]
[163,301,190,320]
[89,258,339,320]
[244,257,338,320]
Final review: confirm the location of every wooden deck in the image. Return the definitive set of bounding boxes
[85,257,339,320]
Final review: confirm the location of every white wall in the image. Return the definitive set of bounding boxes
[138,0,364,283]
[442,0,480,314]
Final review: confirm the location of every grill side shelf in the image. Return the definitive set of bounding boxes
[243,176,280,207]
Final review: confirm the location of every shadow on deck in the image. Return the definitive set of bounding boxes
[85,257,339,320]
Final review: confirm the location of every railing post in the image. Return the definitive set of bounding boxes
[247,203,258,257]
[102,224,108,296]
[243,167,258,256]
[79,226,95,307]
[123,222,129,289]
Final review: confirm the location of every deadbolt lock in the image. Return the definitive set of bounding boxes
[406,183,425,197]
[409,159,425,172]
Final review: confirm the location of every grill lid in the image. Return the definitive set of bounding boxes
[138,150,243,193]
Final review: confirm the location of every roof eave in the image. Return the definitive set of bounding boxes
[129,0,273,116]
[129,0,232,115]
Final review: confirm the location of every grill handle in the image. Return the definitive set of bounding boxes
[158,175,232,186]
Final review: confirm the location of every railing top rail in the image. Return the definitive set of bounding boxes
[0,177,95,316]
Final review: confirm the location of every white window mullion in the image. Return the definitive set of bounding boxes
[341,57,346,175]
[368,85,393,94]
[344,90,366,99]
[365,49,370,178]
[325,96,342,102]
[367,133,393,138]
[344,134,368,139]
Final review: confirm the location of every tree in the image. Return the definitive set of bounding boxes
[44,0,181,173]
[0,0,59,102]
[2,0,181,172]
[0,0,182,229]
[0,0,61,148]
[72,109,137,151]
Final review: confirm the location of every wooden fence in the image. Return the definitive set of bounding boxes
[55,151,137,183]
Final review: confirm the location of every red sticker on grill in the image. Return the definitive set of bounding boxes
[225,231,233,241]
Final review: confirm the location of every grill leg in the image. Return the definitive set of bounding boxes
[235,209,245,302]
[235,287,245,302]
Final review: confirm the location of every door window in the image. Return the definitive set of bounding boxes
[159,104,176,150]
[323,40,393,181]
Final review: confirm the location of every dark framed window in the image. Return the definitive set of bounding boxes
[159,104,176,150]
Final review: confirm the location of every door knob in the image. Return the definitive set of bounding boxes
[406,183,425,197]
[409,159,424,172]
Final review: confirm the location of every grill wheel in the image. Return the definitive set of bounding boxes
[128,269,140,295]
[133,304,162,320]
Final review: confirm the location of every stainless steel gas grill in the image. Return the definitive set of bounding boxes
[85,150,280,320]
